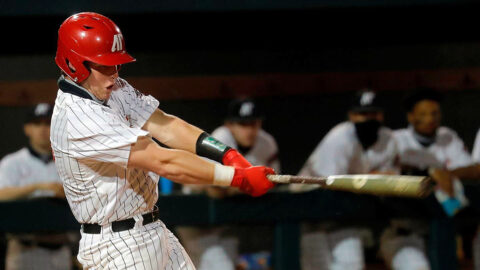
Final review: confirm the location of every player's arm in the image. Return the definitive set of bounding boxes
[0,182,64,201]
[142,108,202,153]
[428,164,480,196]
[128,136,274,196]
[142,109,251,168]
[129,136,214,184]
[448,164,480,180]
[0,160,64,200]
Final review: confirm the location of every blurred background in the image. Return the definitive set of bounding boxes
[1,0,480,172]
[1,0,480,269]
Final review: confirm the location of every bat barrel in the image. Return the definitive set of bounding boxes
[325,175,433,198]
[267,174,433,198]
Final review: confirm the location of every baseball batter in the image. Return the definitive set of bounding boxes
[296,90,398,270]
[50,12,274,270]
[381,89,473,270]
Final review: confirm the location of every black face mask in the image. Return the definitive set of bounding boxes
[354,119,381,150]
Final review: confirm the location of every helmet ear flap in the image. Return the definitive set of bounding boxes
[65,59,76,73]
[57,53,91,82]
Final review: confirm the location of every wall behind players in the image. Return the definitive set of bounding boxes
[2,89,479,174]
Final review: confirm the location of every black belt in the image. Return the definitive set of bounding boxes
[82,208,160,234]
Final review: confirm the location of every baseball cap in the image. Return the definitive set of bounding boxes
[349,89,383,113]
[226,98,264,122]
[25,103,53,124]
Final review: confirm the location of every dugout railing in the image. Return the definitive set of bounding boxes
[2,184,480,270]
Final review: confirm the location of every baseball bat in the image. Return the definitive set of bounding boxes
[267,174,433,198]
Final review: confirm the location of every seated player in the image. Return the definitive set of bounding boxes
[0,104,74,270]
[295,89,398,270]
[381,89,473,270]
[179,98,280,270]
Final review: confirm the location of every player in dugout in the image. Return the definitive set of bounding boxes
[293,89,399,270]
[178,98,280,270]
[380,88,473,270]
[428,92,480,270]
[0,103,75,270]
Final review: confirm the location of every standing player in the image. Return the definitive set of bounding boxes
[296,90,398,270]
[179,98,280,270]
[51,12,275,269]
[381,89,473,270]
[0,103,73,270]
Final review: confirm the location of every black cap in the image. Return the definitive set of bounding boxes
[349,89,382,113]
[226,98,263,122]
[25,103,53,124]
[403,88,443,112]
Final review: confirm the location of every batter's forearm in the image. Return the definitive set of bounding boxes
[155,149,216,185]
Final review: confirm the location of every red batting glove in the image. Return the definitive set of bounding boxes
[223,149,252,168]
[231,166,275,197]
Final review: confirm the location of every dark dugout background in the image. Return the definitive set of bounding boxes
[0,1,480,175]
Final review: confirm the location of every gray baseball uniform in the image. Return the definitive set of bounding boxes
[0,147,72,270]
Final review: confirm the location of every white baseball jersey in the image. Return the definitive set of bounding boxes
[211,126,281,172]
[0,147,72,270]
[299,122,398,177]
[471,128,480,162]
[0,147,61,198]
[51,77,160,225]
[51,76,195,270]
[384,126,473,270]
[394,126,472,170]
[297,122,395,269]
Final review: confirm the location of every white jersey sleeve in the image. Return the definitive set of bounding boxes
[472,128,480,162]
[299,123,353,177]
[0,155,20,188]
[109,78,160,129]
[394,127,473,171]
[441,128,472,169]
[66,101,149,168]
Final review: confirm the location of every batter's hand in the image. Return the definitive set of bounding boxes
[231,166,275,197]
[223,149,252,168]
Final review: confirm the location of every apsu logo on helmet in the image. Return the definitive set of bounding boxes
[111,34,124,52]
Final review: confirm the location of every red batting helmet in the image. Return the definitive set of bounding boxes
[55,12,135,83]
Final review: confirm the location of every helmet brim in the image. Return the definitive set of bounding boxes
[88,52,136,66]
